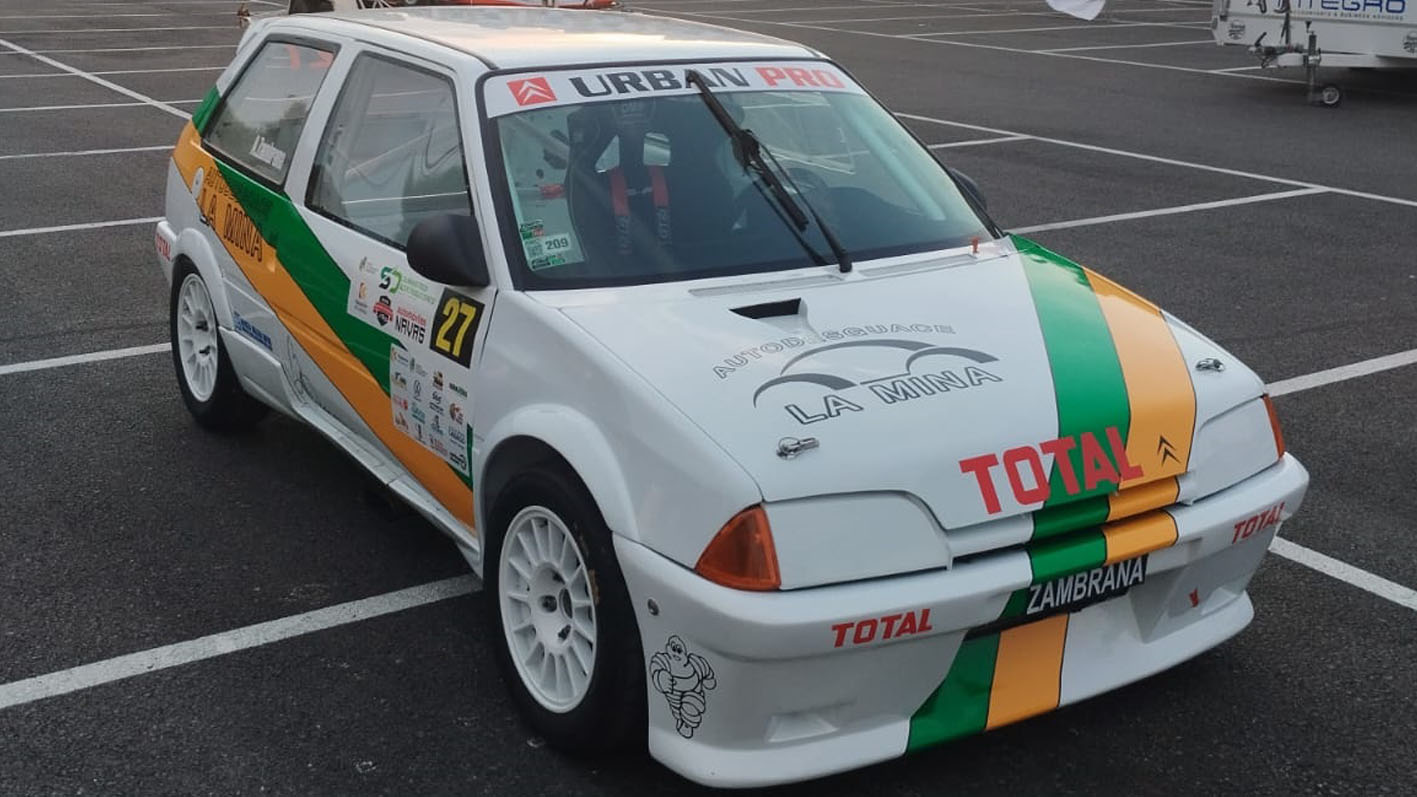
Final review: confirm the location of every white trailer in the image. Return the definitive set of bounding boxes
[1211,0,1417,105]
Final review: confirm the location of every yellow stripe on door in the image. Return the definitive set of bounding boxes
[169,123,476,529]
[1084,269,1196,487]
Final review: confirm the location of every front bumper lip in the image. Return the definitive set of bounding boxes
[616,454,1308,787]
[622,454,1308,661]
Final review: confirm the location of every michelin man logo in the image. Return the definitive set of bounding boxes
[649,636,717,739]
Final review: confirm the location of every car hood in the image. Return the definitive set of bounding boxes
[554,237,1265,533]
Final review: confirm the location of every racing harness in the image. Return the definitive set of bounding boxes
[608,165,672,256]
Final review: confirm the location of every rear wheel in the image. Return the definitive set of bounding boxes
[169,262,267,432]
[485,465,645,753]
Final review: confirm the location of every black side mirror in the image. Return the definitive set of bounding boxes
[946,167,987,211]
[407,214,491,288]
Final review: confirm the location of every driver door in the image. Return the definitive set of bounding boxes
[296,47,494,528]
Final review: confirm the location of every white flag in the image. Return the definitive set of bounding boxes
[1046,0,1107,21]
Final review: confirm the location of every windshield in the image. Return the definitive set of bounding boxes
[483,62,992,288]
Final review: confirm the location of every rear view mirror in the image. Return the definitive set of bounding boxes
[946,167,987,211]
[407,214,491,288]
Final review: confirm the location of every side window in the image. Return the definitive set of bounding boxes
[308,54,472,249]
[204,40,335,184]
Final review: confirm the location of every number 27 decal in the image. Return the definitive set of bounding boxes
[430,289,484,367]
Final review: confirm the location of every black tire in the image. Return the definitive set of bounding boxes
[484,465,646,754]
[169,261,268,432]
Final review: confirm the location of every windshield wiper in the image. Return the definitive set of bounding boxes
[685,70,853,274]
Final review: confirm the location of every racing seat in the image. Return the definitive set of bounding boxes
[563,101,736,278]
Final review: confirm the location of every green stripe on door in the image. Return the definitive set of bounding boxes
[217,161,397,394]
[907,634,1000,751]
[1014,236,1131,533]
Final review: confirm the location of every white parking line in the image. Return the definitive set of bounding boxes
[0,145,170,160]
[0,99,198,113]
[1042,38,1214,53]
[0,13,230,19]
[1267,348,1417,397]
[0,66,223,80]
[0,26,231,35]
[0,216,162,240]
[0,576,478,711]
[0,344,171,377]
[646,8,1312,88]
[910,21,1204,36]
[0,44,234,55]
[897,112,1417,210]
[0,38,192,119]
[928,134,1030,148]
[1269,538,1417,612]
[1010,188,1329,234]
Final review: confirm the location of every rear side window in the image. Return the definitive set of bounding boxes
[204,40,335,185]
[307,54,472,249]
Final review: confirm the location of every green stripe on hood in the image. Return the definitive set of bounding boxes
[1014,236,1130,536]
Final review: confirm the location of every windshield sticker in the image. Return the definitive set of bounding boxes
[521,225,575,271]
[247,135,287,172]
[484,61,865,118]
[390,344,473,477]
[348,258,439,346]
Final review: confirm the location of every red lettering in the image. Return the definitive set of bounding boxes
[852,618,878,645]
[756,66,786,86]
[1039,437,1079,495]
[1079,432,1121,491]
[1002,445,1050,505]
[814,69,845,88]
[880,613,903,639]
[1232,520,1246,545]
[896,611,917,636]
[831,622,853,648]
[784,67,817,87]
[1106,426,1144,480]
[959,454,1002,514]
[918,607,933,632]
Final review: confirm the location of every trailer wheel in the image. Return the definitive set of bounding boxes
[1315,84,1342,107]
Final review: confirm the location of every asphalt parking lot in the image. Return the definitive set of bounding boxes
[1,0,1415,794]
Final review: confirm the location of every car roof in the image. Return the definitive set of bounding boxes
[311,7,818,69]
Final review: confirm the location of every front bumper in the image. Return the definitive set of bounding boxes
[616,454,1309,787]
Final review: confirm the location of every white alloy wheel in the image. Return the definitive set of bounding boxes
[498,505,598,713]
[175,273,220,402]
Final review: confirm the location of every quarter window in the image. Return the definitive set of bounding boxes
[203,40,335,185]
[308,54,472,249]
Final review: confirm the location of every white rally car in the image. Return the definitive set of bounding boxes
[156,6,1309,787]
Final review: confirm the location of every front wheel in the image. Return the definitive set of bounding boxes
[484,466,645,753]
[169,262,267,432]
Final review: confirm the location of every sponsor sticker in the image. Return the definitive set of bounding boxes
[347,258,440,346]
[483,61,866,119]
[1231,501,1284,544]
[389,344,473,477]
[1026,556,1147,616]
[649,636,717,740]
[232,312,273,351]
[831,608,934,648]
